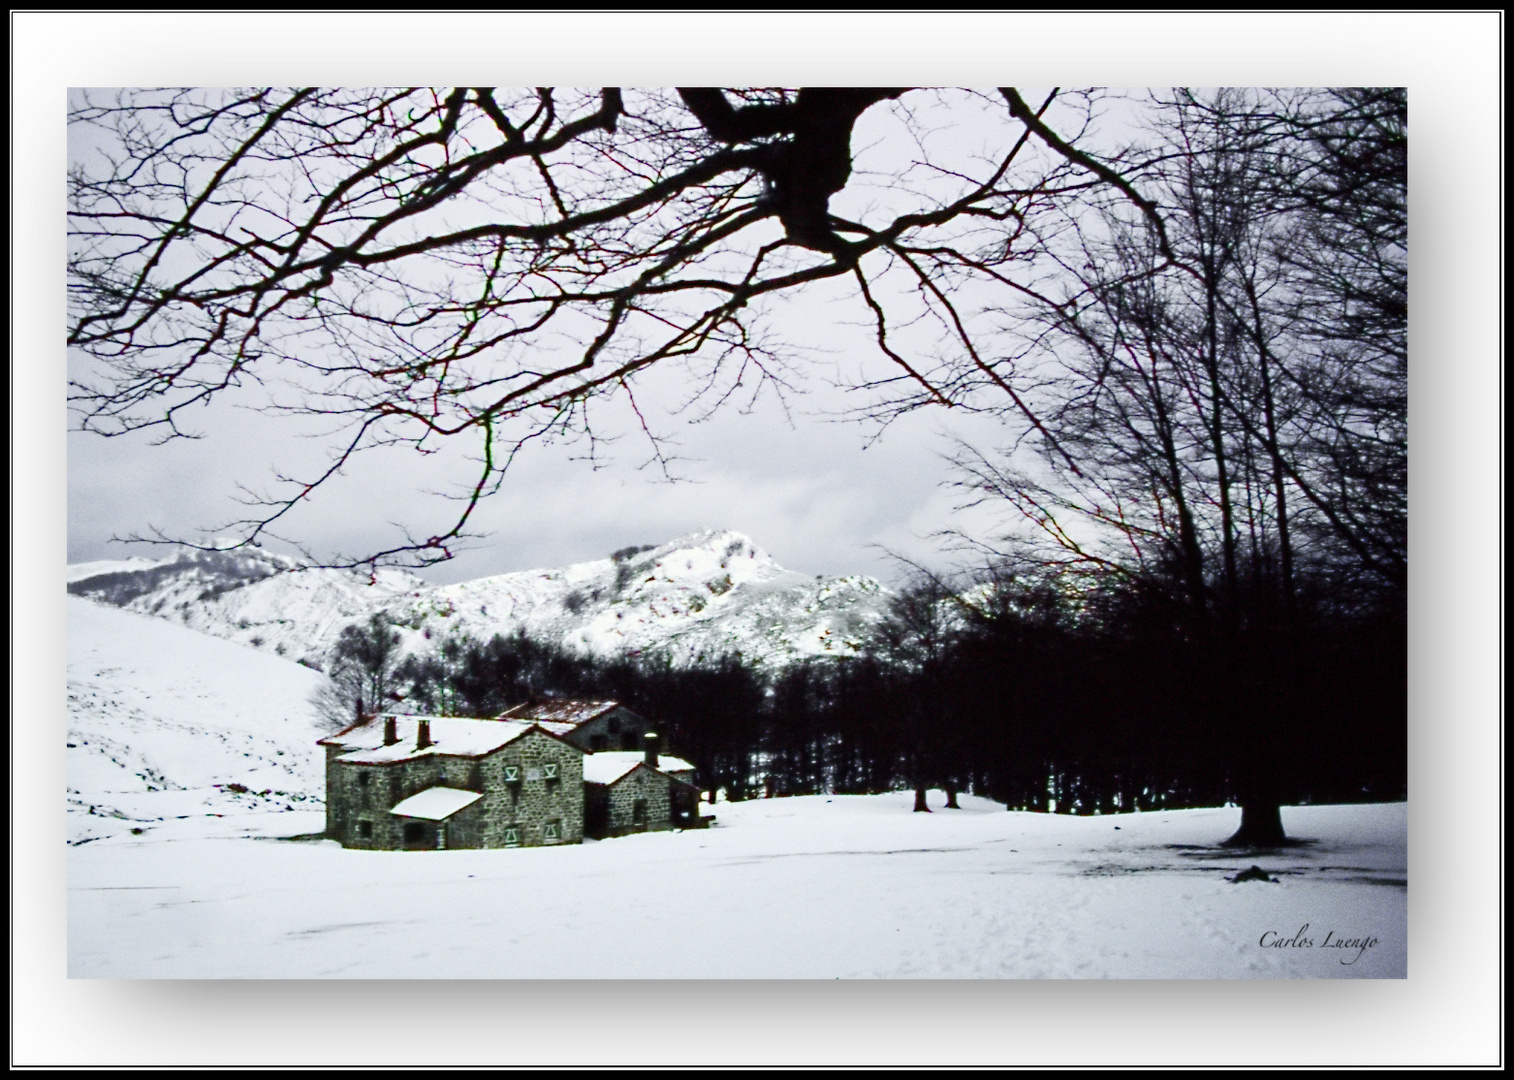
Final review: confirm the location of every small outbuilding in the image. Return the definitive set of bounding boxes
[581,735,702,839]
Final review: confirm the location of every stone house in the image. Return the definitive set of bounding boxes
[495,699,653,752]
[319,714,585,850]
[581,736,702,839]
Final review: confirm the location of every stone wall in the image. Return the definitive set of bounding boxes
[564,706,651,753]
[327,753,443,850]
[604,765,673,835]
[469,728,584,848]
[324,744,344,838]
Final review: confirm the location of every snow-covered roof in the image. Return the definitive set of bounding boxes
[389,786,484,820]
[324,714,580,764]
[497,699,626,725]
[582,752,697,786]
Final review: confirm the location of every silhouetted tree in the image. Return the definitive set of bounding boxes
[872,576,965,812]
[947,88,1405,843]
[71,86,1405,831]
[68,86,1134,569]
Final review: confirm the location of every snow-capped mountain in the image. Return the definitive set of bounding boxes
[67,530,895,674]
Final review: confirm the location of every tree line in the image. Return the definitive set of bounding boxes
[319,557,1403,817]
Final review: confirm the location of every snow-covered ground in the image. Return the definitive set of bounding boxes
[66,595,1407,979]
[70,796,1407,979]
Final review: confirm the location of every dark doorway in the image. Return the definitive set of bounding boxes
[585,789,608,839]
[402,821,432,850]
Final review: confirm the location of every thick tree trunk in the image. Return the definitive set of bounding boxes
[1220,638,1290,848]
[1223,741,1288,846]
[944,784,960,809]
[1223,800,1287,847]
[913,783,931,813]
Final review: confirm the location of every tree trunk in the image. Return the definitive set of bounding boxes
[1201,257,1239,609]
[1241,276,1295,611]
[913,783,931,813]
[1223,741,1288,846]
[944,783,960,809]
[1223,800,1287,847]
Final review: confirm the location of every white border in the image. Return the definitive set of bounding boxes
[13,11,1502,1068]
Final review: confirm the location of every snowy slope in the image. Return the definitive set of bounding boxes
[66,595,334,845]
[68,529,895,674]
[66,556,169,583]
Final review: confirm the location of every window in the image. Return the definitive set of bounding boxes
[543,763,558,780]
[358,821,372,839]
[504,764,520,783]
[504,826,521,848]
[357,772,370,787]
[525,767,543,782]
[608,717,621,734]
[544,821,560,843]
[591,735,608,751]
[632,798,648,828]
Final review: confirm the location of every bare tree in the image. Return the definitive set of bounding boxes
[946,88,1406,845]
[70,86,1403,836]
[872,575,965,812]
[68,86,1126,570]
[311,612,405,726]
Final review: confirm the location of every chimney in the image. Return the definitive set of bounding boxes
[643,731,659,770]
[417,719,432,750]
[383,717,398,746]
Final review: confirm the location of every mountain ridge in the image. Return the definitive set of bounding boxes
[67,529,896,676]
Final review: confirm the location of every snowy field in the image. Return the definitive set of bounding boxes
[70,796,1407,979]
[66,596,1407,979]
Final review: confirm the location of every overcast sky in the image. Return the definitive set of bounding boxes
[67,318,1015,585]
